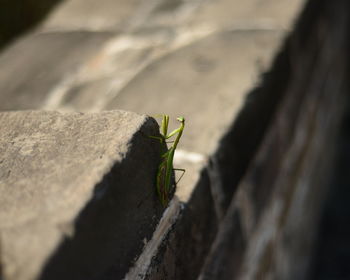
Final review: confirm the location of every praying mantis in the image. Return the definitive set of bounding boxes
[150,115,185,206]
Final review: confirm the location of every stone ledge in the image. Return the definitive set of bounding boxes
[197,0,350,279]
[0,110,165,280]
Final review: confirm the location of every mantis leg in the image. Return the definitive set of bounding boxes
[149,135,165,143]
[165,127,182,140]
[161,115,170,137]
[148,115,171,143]
[151,114,169,138]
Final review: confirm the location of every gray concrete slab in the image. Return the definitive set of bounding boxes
[0,110,164,280]
[41,0,143,32]
[189,0,306,30]
[0,31,113,111]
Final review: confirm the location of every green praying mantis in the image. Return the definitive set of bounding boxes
[150,115,185,206]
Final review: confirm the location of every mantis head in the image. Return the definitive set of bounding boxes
[177,116,185,123]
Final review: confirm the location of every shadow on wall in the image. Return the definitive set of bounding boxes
[309,0,350,278]
[212,0,325,213]
[310,100,350,280]
[0,0,62,50]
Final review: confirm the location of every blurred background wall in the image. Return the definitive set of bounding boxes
[0,0,62,49]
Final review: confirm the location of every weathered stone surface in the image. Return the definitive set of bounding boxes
[0,31,113,111]
[41,0,144,32]
[0,110,164,280]
[189,0,306,30]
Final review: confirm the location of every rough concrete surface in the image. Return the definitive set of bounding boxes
[41,0,145,32]
[0,31,114,111]
[189,0,306,30]
[0,110,164,280]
